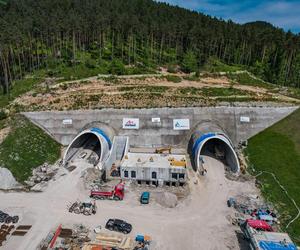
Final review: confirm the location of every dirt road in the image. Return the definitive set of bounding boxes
[0,156,257,250]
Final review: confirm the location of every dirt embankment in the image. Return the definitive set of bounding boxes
[0,127,10,144]
[12,75,299,111]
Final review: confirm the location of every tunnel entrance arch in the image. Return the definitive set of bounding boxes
[193,133,240,173]
[63,128,112,167]
[190,122,240,173]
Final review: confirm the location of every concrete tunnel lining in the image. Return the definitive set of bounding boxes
[191,131,240,173]
[63,128,111,166]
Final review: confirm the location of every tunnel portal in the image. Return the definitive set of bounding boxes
[63,128,111,167]
[190,122,240,173]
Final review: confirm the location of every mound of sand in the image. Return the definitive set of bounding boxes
[154,191,178,208]
[0,167,20,190]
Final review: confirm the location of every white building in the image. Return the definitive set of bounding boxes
[120,152,187,186]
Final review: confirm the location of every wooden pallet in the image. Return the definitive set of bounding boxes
[11,231,27,236]
[16,225,32,230]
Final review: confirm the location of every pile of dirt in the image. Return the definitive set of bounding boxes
[82,168,104,190]
[25,163,58,188]
[154,191,178,208]
[0,167,21,190]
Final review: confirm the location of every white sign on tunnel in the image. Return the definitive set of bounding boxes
[123,118,139,129]
[173,119,190,130]
[62,119,73,125]
[240,116,250,123]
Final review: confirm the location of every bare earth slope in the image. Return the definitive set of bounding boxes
[12,74,300,111]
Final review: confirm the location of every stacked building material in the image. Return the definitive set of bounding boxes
[84,232,133,250]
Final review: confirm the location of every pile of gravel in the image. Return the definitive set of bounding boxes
[0,167,21,190]
[154,191,178,208]
[82,168,104,189]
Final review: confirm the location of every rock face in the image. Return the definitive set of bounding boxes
[0,167,21,190]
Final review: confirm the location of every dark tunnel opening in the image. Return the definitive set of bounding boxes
[65,133,102,164]
[200,138,239,172]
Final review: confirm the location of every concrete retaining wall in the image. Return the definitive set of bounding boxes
[23,106,298,147]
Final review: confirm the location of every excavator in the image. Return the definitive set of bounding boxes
[169,158,186,168]
[155,146,172,154]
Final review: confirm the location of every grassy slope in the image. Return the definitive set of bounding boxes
[228,72,274,89]
[246,108,300,244]
[0,115,61,182]
[0,77,43,109]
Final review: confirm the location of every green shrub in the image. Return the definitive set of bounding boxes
[109,59,125,75]
[85,58,97,69]
[181,51,198,73]
[183,74,200,81]
[228,72,273,89]
[167,64,177,73]
[165,75,182,83]
[0,110,7,120]
[203,56,242,73]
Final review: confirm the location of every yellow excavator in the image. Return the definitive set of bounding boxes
[169,158,186,168]
[155,146,172,154]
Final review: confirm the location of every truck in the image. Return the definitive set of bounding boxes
[90,183,125,200]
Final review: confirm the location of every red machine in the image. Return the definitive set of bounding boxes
[90,183,125,200]
[245,219,273,232]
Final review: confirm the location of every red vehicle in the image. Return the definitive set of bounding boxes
[90,183,124,200]
[244,219,273,232]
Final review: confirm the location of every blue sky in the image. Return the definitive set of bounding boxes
[157,0,300,33]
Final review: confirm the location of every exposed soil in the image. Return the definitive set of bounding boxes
[0,127,10,144]
[12,75,299,111]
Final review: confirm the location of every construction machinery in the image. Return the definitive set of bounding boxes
[169,158,186,168]
[68,200,97,215]
[135,234,151,250]
[90,183,125,201]
[155,146,171,154]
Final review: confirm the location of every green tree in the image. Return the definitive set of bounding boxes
[109,59,125,75]
[181,51,198,73]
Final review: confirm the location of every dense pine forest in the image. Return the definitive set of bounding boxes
[1,0,300,95]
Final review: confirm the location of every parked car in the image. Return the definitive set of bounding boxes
[105,219,132,234]
[0,211,19,223]
[0,211,9,223]
[140,192,150,204]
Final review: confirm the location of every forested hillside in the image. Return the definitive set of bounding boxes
[1,0,300,96]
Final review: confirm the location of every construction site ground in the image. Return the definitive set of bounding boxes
[0,155,259,250]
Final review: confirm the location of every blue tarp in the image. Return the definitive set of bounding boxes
[191,133,215,156]
[90,128,112,149]
[258,214,274,221]
[259,241,297,250]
